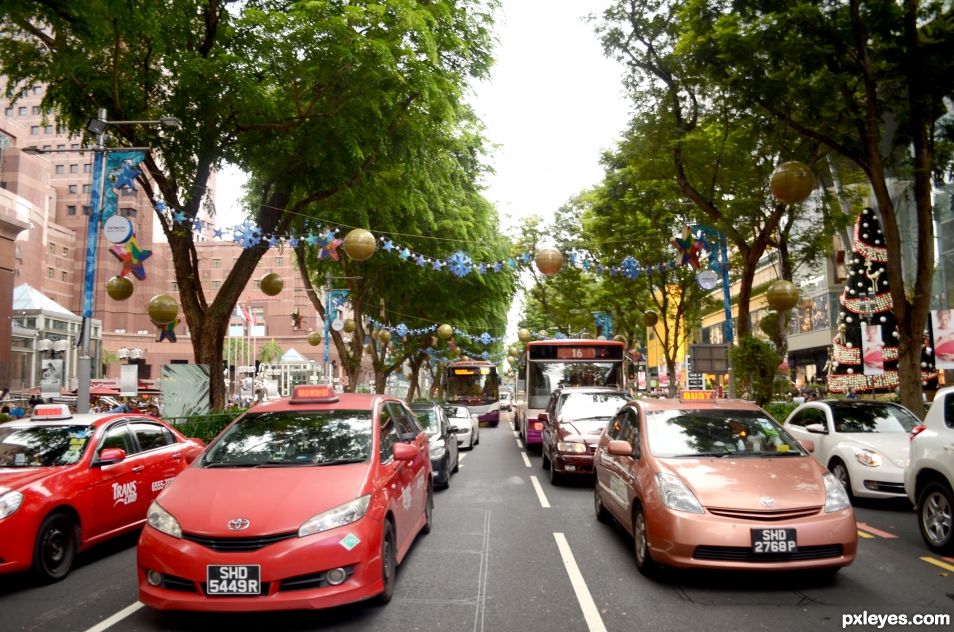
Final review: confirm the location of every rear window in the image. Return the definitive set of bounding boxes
[201,410,372,467]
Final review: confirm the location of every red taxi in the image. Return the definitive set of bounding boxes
[593,391,857,576]
[0,404,205,581]
[138,385,432,612]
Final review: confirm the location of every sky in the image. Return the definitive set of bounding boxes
[216,1,632,234]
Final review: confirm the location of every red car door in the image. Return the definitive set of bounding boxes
[391,402,429,518]
[87,420,147,538]
[128,419,188,504]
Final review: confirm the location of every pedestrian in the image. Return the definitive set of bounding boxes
[0,386,9,401]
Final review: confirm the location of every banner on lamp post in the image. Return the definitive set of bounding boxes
[40,359,63,398]
[120,363,139,396]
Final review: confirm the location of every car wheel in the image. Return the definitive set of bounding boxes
[594,487,611,524]
[32,512,77,583]
[541,448,550,471]
[549,458,562,486]
[632,505,658,576]
[373,521,397,605]
[451,453,459,473]
[421,487,434,535]
[437,459,450,489]
[917,481,954,554]
[829,459,854,501]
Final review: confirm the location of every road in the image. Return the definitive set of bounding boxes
[2,412,952,632]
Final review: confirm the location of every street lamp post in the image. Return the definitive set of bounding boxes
[26,111,180,413]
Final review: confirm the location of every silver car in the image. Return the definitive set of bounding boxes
[444,404,479,449]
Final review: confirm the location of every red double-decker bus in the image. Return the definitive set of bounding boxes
[515,339,626,448]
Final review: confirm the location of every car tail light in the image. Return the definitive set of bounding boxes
[532,422,543,430]
[909,424,926,441]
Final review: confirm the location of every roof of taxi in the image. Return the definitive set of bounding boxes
[251,391,399,413]
[0,412,141,427]
[632,397,765,413]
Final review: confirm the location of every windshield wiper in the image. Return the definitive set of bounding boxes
[314,457,366,466]
[202,461,260,468]
[758,451,803,457]
[672,451,732,458]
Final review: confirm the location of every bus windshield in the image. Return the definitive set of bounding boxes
[446,365,499,405]
[528,361,622,409]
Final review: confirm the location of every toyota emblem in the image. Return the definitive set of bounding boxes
[227,518,251,531]
[759,496,776,508]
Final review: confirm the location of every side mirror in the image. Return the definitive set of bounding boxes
[392,442,418,461]
[799,438,816,453]
[98,447,127,465]
[538,412,550,423]
[607,440,633,457]
[805,423,828,434]
[447,425,459,435]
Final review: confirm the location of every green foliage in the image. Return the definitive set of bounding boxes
[257,339,283,364]
[763,401,798,424]
[729,336,781,407]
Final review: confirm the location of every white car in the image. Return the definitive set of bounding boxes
[906,386,954,553]
[444,404,479,449]
[499,392,512,412]
[783,399,920,500]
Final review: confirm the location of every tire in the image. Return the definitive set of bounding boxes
[32,512,77,583]
[632,505,658,576]
[917,481,954,554]
[373,521,397,605]
[549,458,562,486]
[829,459,854,501]
[594,486,611,524]
[451,453,459,474]
[421,487,433,535]
[541,448,550,471]
[474,430,479,446]
[436,458,450,490]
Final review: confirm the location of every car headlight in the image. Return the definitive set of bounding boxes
[0,489,23,520]
[147,501,182,538]
[299,495,371,537]
[852,447,882,467]
[429,440,446,459]
[655,472,704,514]
[823,472,851,512]
[556,441,587,454]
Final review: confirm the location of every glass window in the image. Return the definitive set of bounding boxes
[389,402,422,437]
[84,163,91,173]
[556,391,628,422]
[619,409,640,448]
[201,410,373,466]
[82,205,91,215]
[3,107,11,116]
[646,409,805,457]
[0,424,94,467]
[82,184,90,193]
[828,403,919,433]
[31,106,40,115]
[67,205,76,215]
[100,423,135,453]
[170,281,178,291]
[55,164,64,174]
[379,408,399,461]
[69,164,78,173]
[68,184,77,194]
[47,267,53,278]
[606,411,626,440]
[18,106,26,116]
[130,422,174,451]
[274,256,283,266]
[121,207,137,217]
[48,243,55,253]
[61,271,67,281]
[212,258,221,268]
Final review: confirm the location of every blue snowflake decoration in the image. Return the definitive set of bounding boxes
[620,256,640,279]
[446,251,473,277]
[232,220,262,249]
[477,332,491,345]
[481,351,490,361]
[394,323,409,338]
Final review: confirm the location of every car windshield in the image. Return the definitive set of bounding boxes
[201,410,372,467]
[0,424,94,467]
[412,407,441,436]
[828,403,920,433]
[647,409,806,458]
[443,406,470,420]
[558,392,628,421]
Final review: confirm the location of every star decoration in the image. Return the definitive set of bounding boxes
[399,248,411,261]
[305,233,319,246]
[291,309,303,329]
[173,211,188,224]
[155,318,179,342]
[672,226,705,269]
[382,240,394,252]
[154,200,166,213]
[113,160,140,191]
[213,227,224,239]
[318,238,343,260]
[268,236,279,248]
[109,236,152,280]
[416,255,426,267]
[493,262,502,272]
[192,219,204,233]
[431,260,443,270]
[288,236,299,248]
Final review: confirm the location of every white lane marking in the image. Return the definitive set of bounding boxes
[512,430,519,437]
[516,438,524,449]
[520,451,532,468]
[553,533,608,632]
[530,475,550,508]
[472,509,491,632]
[83,601,144,632]
[459,452,468,462]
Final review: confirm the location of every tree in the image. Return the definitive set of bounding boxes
[0,0,499,409]
[677,0,954,416]
[257,339,283,365]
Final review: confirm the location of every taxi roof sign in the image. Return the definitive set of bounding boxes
[291,384,340,404]
[31,404,73,420]
[679,390,716,402]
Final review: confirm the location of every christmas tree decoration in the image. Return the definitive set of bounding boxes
[343,228,377,261]
[307,331,322,346]
[671,226,705,269]
[259,272,284,296]
[378,330,392,344]
[534,247,564,276]
[518,328,532,343]
[147,294,179,325]
[643,311,659,327]
[343,318,356,333]
[106,276,134,301]
[438,324,454,339]
[290,309,303,329]
[766,280,800,312]
[109,236,152,280]
[827,207,937,393]
[155,318,179,343]
[769,161,814,205]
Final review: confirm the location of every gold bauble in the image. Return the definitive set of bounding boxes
[438,324,453,339]
[307,331,322,346]
[106,276,134,301]
[769,161,814,205]
[643,311,659,327]
[449,346,461,357]
[147,294,179,325]
[343,318,356,333]
[766,279,800,312]
[759,312,779,336]
[259,272,284,296]
[517,328,532,343]
[534,247,564,277]
[537,330,548,339]
[343,228,377,261]
[378,330,392,344]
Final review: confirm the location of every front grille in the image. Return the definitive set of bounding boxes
[183,531,297,552]
[280,566,356,591]
[201,582,271,597]
[693,544,843,562]
[160,574,198,593]
[706,506,821,521]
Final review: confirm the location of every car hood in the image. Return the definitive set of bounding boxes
[156,464,371,536]
[0,467,61,490]
[660,456,825,510]
[559,420,607,441]
[834,433,910,468]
